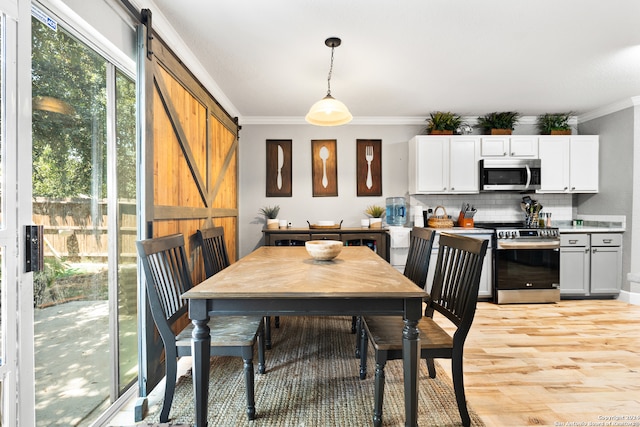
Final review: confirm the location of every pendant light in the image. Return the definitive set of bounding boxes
[305,37,353,126]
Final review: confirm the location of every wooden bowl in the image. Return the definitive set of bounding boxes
[305,240,343,261]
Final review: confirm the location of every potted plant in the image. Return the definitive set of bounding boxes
[365,205,385,229]
[476,111,521,135]
[259,205,280,229]
[425,111,464,135]
[537,112,572,135]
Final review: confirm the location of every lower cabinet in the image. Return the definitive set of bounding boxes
[560,233,622,297]
[262,228,389,262]
[426,232,493,299]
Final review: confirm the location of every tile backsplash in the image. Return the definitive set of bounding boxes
[408,193,575,225]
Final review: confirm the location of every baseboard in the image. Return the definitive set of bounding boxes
[617,289,640,306]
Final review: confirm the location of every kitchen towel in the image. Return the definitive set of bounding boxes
[389,226,410,248]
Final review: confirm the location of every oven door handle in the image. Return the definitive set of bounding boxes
[498,241,560,250]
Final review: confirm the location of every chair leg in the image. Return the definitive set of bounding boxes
[354,316,362,358]
[275,316,280,328]
[160,349,178,423]
[351,315,358,333]
[359,326,369,380]
[257,327,266,374]
[243,357,256,420]
[426,357,436,378]
[451,351,470,427]
[264,316,272,349]
[373,357,387,427]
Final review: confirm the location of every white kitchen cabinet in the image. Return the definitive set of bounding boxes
[480,136,538,158]
[426,232,493,298]
[560,232,621,297]
[408,135,479,194]
[538,135,599,193]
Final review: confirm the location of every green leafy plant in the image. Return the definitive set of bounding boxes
[259,205,280,219]
[425,111,464,134]
[364,205,386,218]
[476,111,521,133]
[537,112,572,134]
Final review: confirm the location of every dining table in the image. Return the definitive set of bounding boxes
[182,245,426,427]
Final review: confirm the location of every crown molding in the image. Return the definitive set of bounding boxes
[578,96,640,123]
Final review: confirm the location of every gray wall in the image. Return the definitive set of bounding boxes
[579,108,634,293]
[238,124,423,257]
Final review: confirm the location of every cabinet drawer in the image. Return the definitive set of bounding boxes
[561,234,589,246]
[311,233,341,241]
[591,233,622,247]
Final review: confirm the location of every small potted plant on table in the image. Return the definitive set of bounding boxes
[365,205,385,229]
[476,111,520,135]
[260,205,280,229]
[425,111,464,135]
[537,112,572,135]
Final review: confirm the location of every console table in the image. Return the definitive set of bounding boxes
[262,227,389,262]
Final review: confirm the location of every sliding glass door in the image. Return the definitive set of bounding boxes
[31,8,137,426]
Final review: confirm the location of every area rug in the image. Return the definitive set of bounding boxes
[143,316,485,426]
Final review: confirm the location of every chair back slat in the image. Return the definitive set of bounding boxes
[137,234,192,330]
[402,227,436,288]
[196,227,231,278]
[427,233,488,335]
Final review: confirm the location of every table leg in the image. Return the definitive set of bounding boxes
[191,307,211,427]
[402,317,420,427]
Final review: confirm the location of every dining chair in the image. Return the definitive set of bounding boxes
[359,232,488,427]
[196,226,279,349]
[354,227,435,358]
[136,233,265,423]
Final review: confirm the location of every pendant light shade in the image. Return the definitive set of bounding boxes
[305,37,352,126]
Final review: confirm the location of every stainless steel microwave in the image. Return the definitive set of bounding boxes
[479,158,541,191]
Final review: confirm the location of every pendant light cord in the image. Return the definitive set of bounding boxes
[327,46,335,97]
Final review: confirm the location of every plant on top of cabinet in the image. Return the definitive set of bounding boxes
[537,112,572,135]
[476,111,520,135]
[425,111,464,135]
[260,205,280,229]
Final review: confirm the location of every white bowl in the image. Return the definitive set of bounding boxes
[317,220,335,226]
[305,240,343,261]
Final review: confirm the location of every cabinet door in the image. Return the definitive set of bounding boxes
[413,136,447,193]
[569,136,599,192]
[477,247,493,298]
[590,246,622,294]
[509,136,538,157]
[560,246,589,295]
[449,137,479,193]
[538,136,570,192]
[480,137,508,157]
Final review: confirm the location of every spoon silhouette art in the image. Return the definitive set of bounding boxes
[319,146,329,188]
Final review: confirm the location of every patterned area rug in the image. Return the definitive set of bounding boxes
[143,316,485,426]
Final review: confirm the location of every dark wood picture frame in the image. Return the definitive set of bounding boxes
[357,139,382,196]
[266,139,292,197]
[311,139,338,197]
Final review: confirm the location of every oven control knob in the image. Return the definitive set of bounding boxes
[498,231,505,238]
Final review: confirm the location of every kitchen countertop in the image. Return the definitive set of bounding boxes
[425,227,494,235]
[555,215,626,233]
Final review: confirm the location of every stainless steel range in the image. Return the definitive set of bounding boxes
[481,223,561,304]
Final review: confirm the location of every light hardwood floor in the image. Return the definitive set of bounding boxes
[436,299,640,427]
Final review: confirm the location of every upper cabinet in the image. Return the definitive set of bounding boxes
[538,135,599,193]
[409,136,479,194]
[480,136,538,158]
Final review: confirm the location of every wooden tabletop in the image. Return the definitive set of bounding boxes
[183,246,425,300]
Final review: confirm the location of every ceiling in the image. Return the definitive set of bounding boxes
[140,0,640,122]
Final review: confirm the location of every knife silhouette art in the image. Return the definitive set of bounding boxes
[277,145,284,190]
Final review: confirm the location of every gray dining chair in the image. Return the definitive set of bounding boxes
[136,233,265,423]
[354,227,435,358]
[359,232,488,427]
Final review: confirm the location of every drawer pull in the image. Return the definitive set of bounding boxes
[569,239,578,244]
[602,239,612,244]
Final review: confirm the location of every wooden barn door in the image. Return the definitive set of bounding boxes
[137,15,239,399]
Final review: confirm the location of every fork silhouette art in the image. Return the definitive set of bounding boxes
[365,145,374,189]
